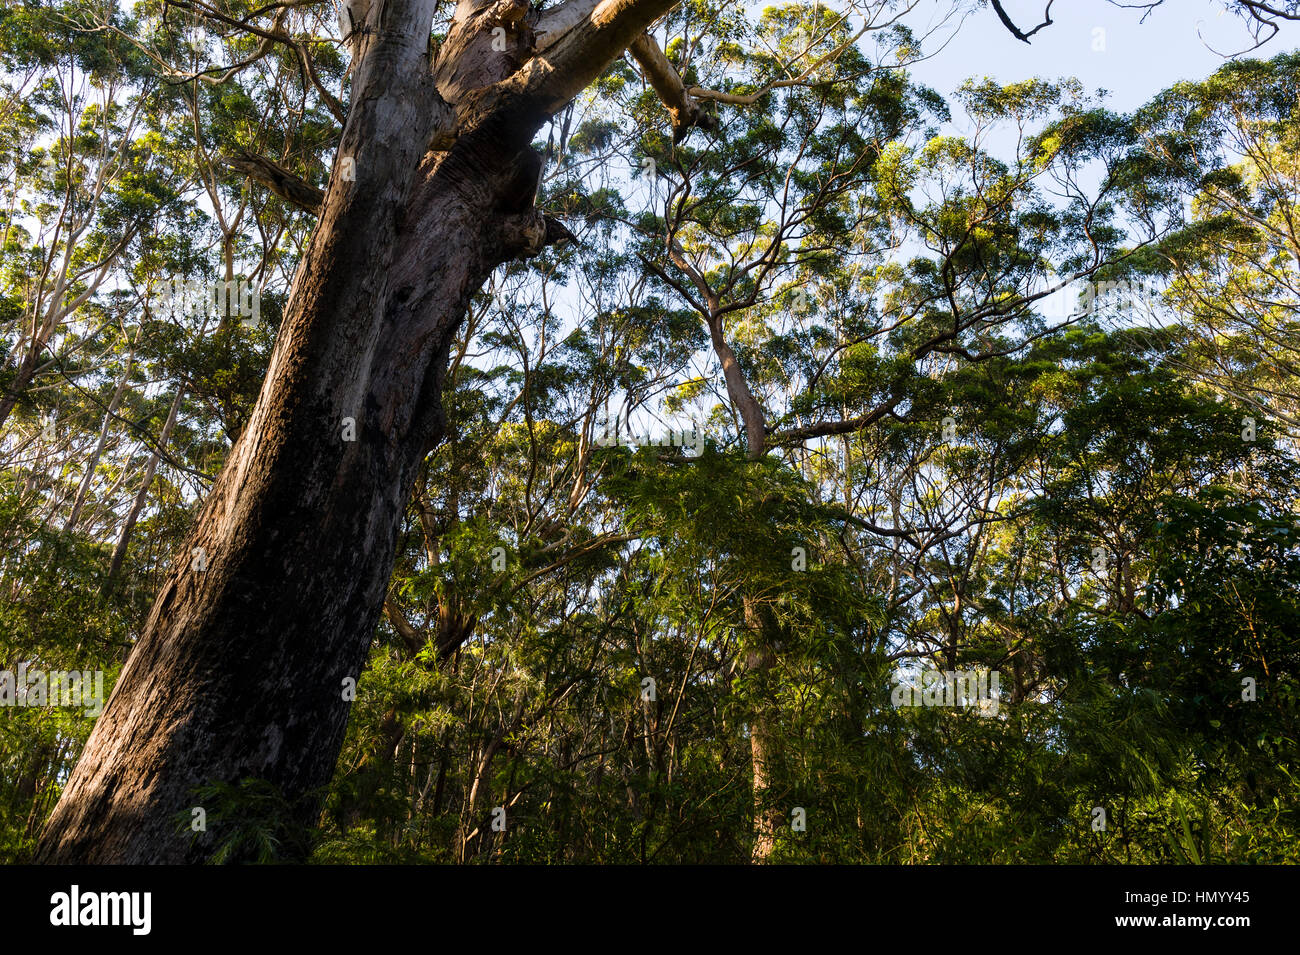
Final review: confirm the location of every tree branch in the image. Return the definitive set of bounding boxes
[507,0,682,117]
[768,394,901,447]
[627,32,716,143]
[221,147,325,213]
[989,0,1055,43]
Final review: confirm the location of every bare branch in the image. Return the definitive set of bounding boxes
[989,0,1055,43]
[222,147,325,213]
[627,32,716,143]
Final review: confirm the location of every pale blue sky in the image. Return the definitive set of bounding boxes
[907,0,1299,108]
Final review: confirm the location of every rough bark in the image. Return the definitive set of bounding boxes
[37,0,679,865]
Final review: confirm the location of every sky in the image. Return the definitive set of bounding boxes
[905,0,1299,108]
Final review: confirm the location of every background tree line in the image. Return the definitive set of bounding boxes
[0,0,1297,863]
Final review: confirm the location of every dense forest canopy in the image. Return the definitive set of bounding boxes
[0,0,1298,863]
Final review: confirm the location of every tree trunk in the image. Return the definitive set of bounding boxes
[0,348,40,431]
[65,343,136,532]
[37,0,677,864]
[743,595,780,864]
[708,316,767,460]
[104,382,185,585]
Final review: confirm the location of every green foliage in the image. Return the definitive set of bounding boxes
[3,0,1299,866]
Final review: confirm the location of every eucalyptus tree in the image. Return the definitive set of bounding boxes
[32,0,1300,864]
[39,0,902,864]
[1125,54,1300,433]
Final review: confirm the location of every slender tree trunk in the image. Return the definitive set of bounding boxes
[0,234,118,430]
[708,316,766,459]
[65,345,136,532]
[743,595,780,864]
[0,347,40,431]
[104,382,185,585]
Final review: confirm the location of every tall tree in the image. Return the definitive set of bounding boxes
[35,0,760,864]
[32,0,1300,864]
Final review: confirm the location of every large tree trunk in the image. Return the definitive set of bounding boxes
[36,0,676,864]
